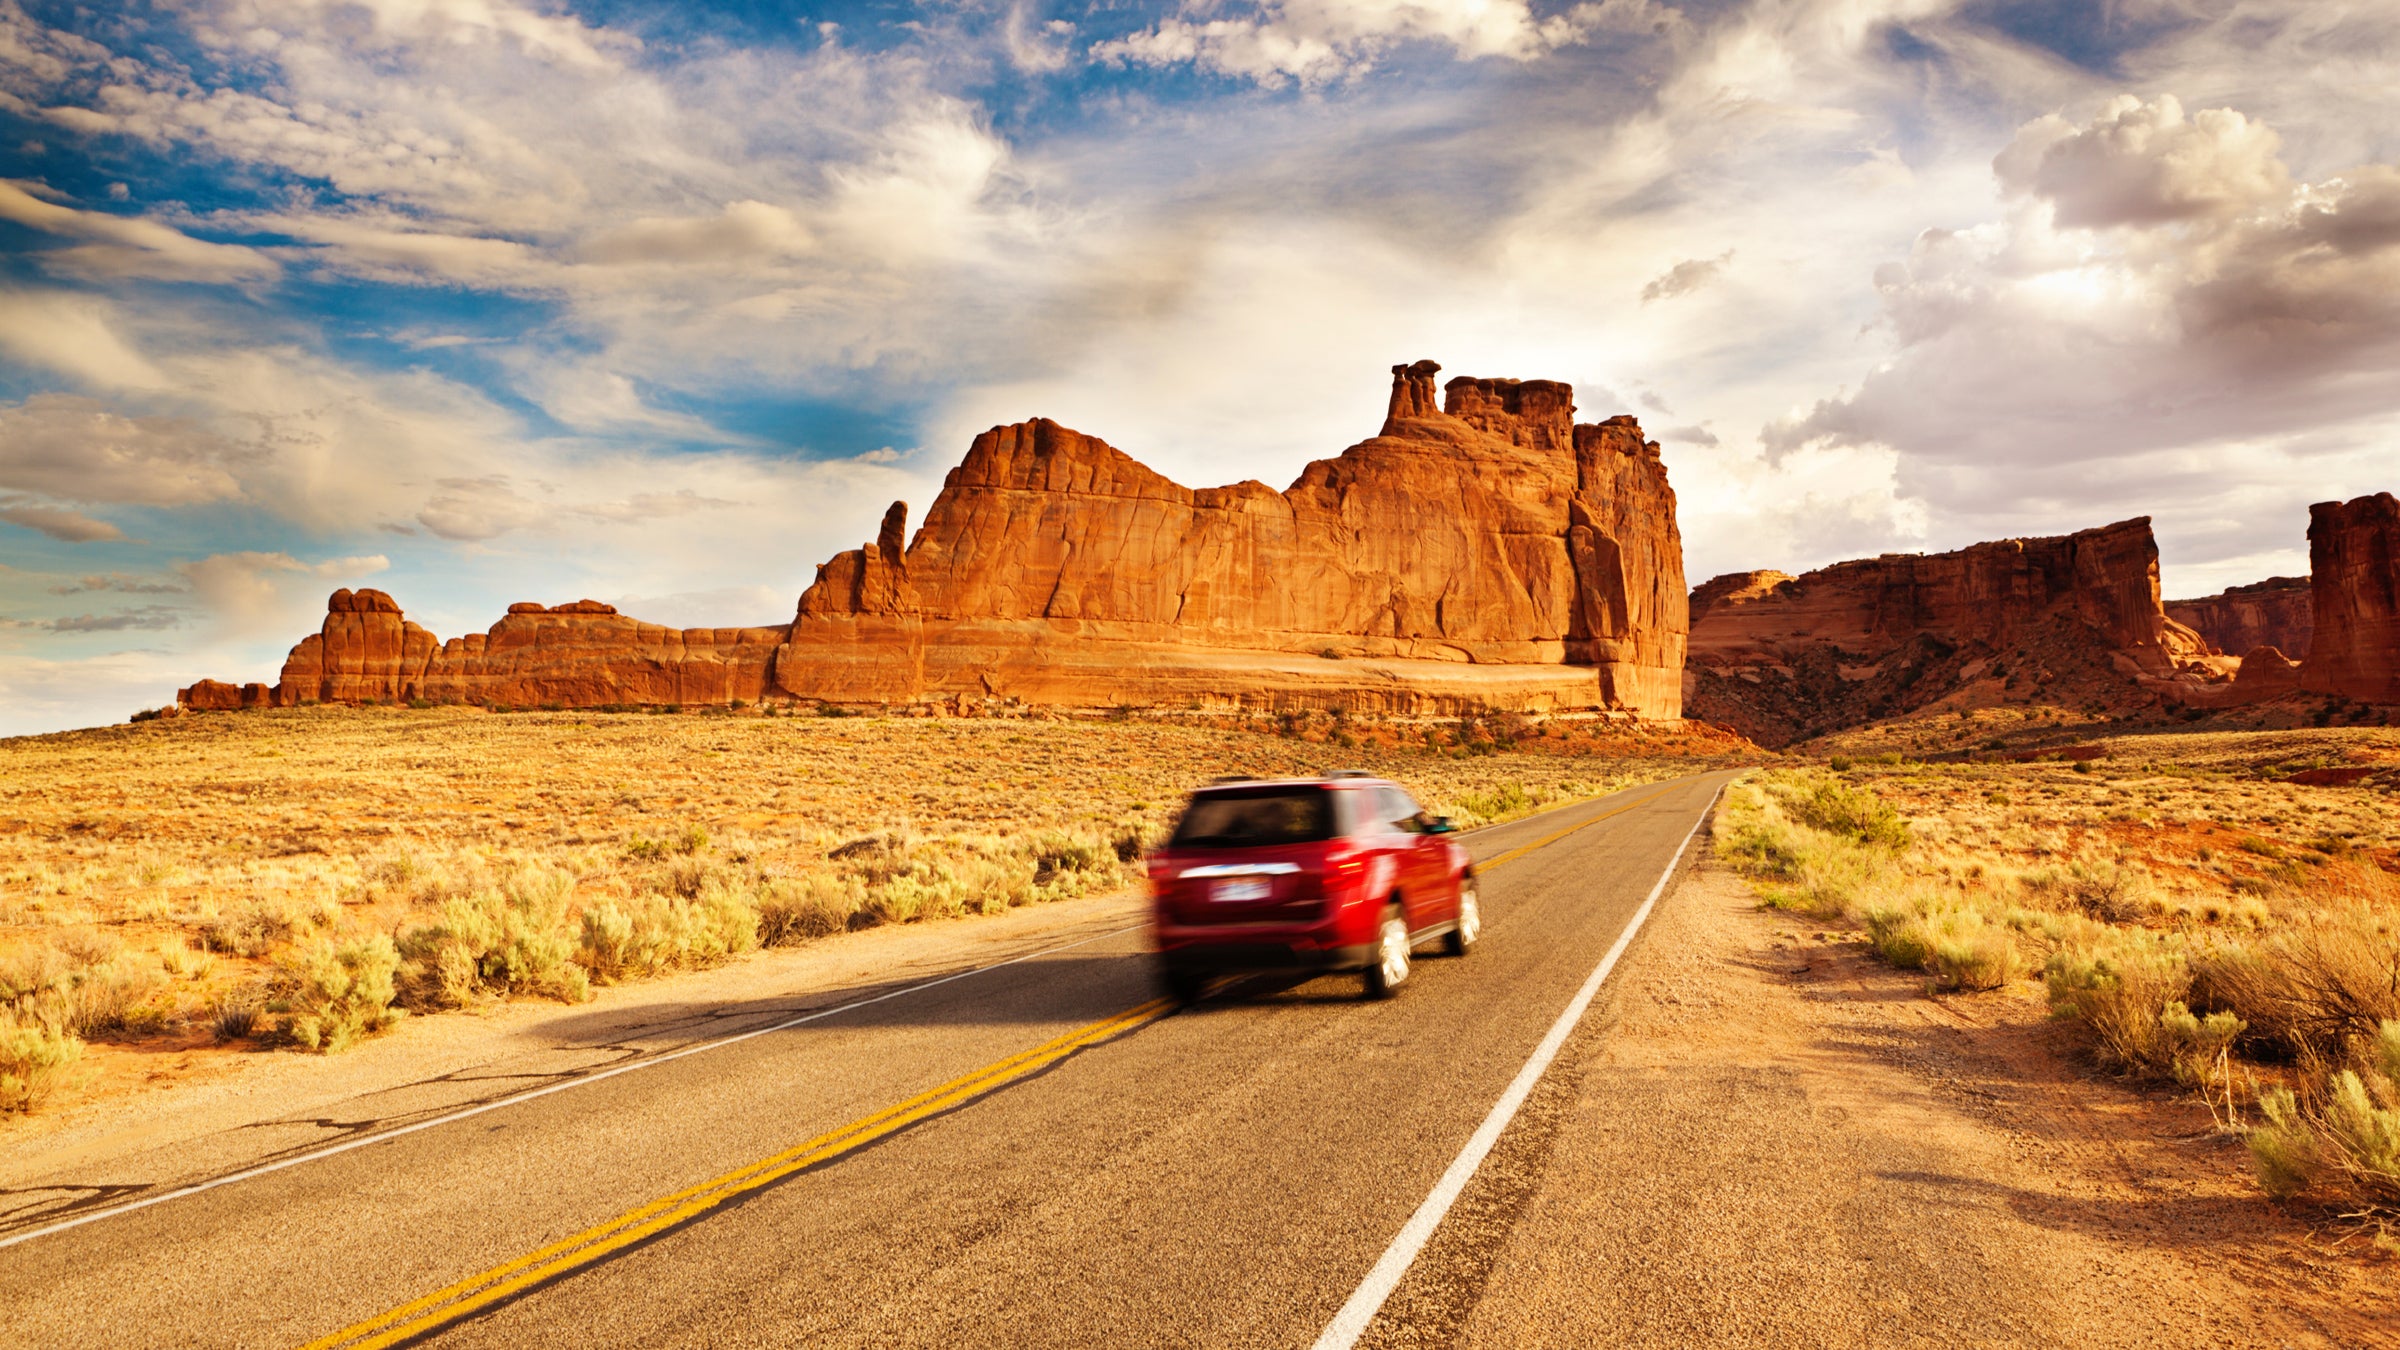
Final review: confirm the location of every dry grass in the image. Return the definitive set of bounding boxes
[0,704,1737,1106]
[1715,724,2400,1211]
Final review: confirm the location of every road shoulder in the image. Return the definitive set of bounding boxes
[1377,851,2395,1348]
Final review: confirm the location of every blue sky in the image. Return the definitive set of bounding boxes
[2,0,2397,734]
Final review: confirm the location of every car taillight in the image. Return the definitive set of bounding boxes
[1317,851,1366,899]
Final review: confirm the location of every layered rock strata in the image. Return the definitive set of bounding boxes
[2301,493,2400,704]
[2166,577,2313,662]
[1684,519,2213,745]
[181,362,1690,717]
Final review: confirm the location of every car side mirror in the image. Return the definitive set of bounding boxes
[1423,815,1457,834]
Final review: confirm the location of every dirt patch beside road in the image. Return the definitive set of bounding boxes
[1425,860,2395,1348]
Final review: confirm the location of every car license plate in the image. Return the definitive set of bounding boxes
[1212,878,1272,902]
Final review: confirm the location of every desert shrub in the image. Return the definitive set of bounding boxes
[278,935,402,1053]
[0,1015,83,1113]
[56,960,167,1038]
[198,902,297,956]
[2044,937,2197,1075]
[395,871,588,1010]
[2021,859,2162,924]
[212,989,262,1042]
[1786,778,1912,849]
[1865,905,1934,970]
[1,940,167,1039]
[2249,1087,2329,1198]
[2247,1022,2400,1204]
[756,876,854,945]
[1448,782,1535,827]
[1927,913,2026,992]
[2190,909,2400,1064]
[576,885,759,983]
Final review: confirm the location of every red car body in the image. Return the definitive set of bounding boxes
[1147,774,1478,1000]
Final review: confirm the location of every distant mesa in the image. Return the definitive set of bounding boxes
[2165,576,2312,665]
[1683,518,2214,747]
[1683,496,2400,746]
[180,362,1691,717]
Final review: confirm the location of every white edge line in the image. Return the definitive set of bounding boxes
[1309,779,1726,1350]
[2,769,1700,1255]
[0,920,1148,1252]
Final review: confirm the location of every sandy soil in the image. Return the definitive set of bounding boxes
[1430,858,2397,1348]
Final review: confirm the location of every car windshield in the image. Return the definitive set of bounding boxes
[1169,787,1338,848]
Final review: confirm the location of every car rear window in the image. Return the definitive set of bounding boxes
[1169,786,1344,848]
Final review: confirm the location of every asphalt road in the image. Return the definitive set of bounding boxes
[1,771,1736,1349]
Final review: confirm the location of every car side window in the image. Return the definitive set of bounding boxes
[1379,787,1422,834]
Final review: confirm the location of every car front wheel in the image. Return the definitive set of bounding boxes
[1364,908,1410,999]
[1445,875,1480,957]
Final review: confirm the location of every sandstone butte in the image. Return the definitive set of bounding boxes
[179,362,1691,718]
[2300,492,2400,705]
[1682,496,2400,745]
[2165,576,2313,665]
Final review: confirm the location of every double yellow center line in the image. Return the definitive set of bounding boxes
[299,780,1688,1349]
[301,997,1174,1350]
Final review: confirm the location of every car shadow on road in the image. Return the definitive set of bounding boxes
[515,952,1167,1050]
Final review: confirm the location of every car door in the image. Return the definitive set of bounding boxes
[1378,786,1441,934]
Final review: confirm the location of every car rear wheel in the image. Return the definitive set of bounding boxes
[1363,907,1410,999]
[1444,875,1480,957]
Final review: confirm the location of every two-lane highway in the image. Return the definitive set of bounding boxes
[1,771,1734,1348]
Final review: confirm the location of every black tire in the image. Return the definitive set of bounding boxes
[1363,905,1411,1000]
[1444,874,1480,957]
[1160,965,1206,1005]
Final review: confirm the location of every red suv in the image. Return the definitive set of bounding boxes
[1147,773,1479,1001]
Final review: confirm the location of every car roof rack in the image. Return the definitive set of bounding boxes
[1206,774,1258,785]
[1327,769,1377,779]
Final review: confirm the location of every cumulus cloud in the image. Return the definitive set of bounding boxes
[1765,93,2400,561]
[1995,94,2289,228]
[0,499,124,541]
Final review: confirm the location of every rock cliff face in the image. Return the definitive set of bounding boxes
[179,362,1691,717]
[180,588,790,710]
[2301,493,2400,703]
[1684,519,2212,745]
[2166,577,2313,661]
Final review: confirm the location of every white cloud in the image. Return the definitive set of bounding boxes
[414,476,540,541]
[1641,250,1733,302]
[0,179,280,282]
[171,550,390,638]
[1765,93,2400,571]
[1093,0,1677,86]
[0,499,124,541]
[1995,94,2289,228]
[0,391,245,506]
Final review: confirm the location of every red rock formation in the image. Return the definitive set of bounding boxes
[178,362,1692,717]
[2166,577,2313,661]
[2301,493,2400,703]
[1684,519,2213,745]
[777,364,1687,713]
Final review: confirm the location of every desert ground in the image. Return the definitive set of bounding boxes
[0,704,1739,1119]
[1715,723,2400,1227]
